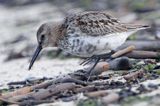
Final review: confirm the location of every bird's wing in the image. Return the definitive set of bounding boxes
[64,11,128,36]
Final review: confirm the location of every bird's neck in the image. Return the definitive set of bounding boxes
[51,22,67,46]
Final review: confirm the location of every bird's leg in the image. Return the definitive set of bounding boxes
[87,57,100,82]
[96,51,115,59]
[85,51,115,81]
[80,56,94,66]
[80,50,115,66]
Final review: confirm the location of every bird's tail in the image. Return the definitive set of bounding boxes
[123,24,150,31]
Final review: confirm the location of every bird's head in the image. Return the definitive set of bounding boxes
[28,22,62,70]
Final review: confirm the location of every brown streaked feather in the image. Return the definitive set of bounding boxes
[122,24,150,30]
[65,11,128,36]
[64,11,149,36]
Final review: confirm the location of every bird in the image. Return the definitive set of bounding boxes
[28,11,149,80]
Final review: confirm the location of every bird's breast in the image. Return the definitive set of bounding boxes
[58,32,132,57]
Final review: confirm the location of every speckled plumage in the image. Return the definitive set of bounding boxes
[29,11,149,70]
[57,11,149,57]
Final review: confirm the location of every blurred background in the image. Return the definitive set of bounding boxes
[0,0,160,85]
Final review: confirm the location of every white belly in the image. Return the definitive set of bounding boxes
[61,31,135,57]
[84,32,130,55]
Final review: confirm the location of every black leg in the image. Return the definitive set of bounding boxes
[97,51,114,59]
[87,57,100,82]
[80,52,115,66]
[80,56,94,66]
[80,52,115,81]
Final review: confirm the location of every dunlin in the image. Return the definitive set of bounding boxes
[28,11,149,80]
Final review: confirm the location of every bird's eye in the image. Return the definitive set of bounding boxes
[39,34,45,44]
[41,34,45,40]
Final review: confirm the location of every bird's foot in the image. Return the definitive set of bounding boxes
[81,51,115,82]
[80,51,115,66]
[80,55,98,66]
[86,57,100,82]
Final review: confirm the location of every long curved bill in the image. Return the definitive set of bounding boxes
[28,44,42,70]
